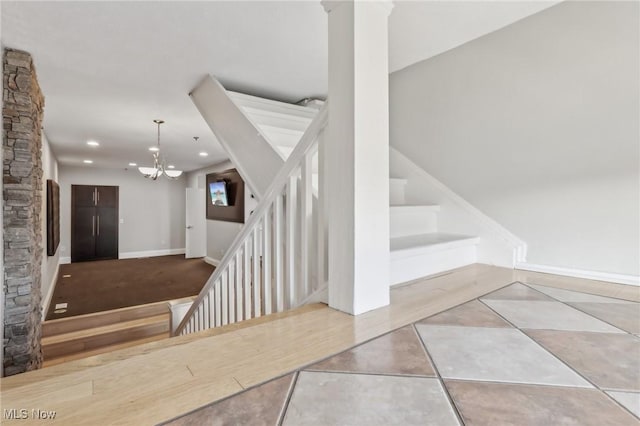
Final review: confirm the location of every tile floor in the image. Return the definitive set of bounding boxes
[163,282,640,425]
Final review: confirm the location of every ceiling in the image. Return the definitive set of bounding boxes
[1,1,558,172]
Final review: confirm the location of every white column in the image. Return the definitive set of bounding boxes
[322,0,392,315]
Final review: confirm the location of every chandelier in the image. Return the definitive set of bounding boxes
[138,119,183,180]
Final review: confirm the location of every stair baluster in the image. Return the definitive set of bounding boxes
[174,104,328,336]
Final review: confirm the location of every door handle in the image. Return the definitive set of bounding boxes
[97,216,100,236]
[186,225,193,229]
[92,216,95,236]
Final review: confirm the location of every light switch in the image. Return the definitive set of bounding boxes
[120,218,124,224]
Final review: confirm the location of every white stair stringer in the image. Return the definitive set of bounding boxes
[229,91,320,161]
[390,233,480,286]
[190,75,284,199]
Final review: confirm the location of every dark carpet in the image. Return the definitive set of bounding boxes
[46,255,215,320]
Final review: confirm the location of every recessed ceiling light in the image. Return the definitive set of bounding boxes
[149,147,159,152]
[83,160,93,164]
[129,162,137,167]
[86,140,99,147]
[199,152,208,157]
[168,165,175,169]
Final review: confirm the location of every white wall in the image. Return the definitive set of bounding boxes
[40,133,60,312]
[58,165,186,261]
[390,1,639,278]
[186,161,256,262]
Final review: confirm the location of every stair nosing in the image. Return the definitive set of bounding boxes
[390,204,440,211]
[44,299,171,325]
[390,233,480,257]
[42,314,170,346]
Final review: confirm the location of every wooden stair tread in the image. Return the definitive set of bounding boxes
[42,333,170,368]
[42,300,171,337]
[42,314,170,346]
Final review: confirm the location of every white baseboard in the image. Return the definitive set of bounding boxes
[119,248,186,259]
[516,262,640,287]
[204,256,221,267]
[41,262,60,320]
[59,249,186,263]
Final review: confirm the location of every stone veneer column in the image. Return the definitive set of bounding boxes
[2,48,45,376]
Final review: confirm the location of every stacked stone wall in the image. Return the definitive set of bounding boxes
[2,48,44,376]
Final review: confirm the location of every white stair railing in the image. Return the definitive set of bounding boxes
[174,104,328,336]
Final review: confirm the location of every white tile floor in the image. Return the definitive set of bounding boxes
[283,372,460,426]
[416,325,592,387]
[607,391,640,417]
[528,285,637,304]
[482,300,625,332]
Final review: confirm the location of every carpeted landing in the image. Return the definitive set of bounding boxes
[46,255,214,320]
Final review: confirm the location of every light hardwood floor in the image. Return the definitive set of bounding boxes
[1,264,638,425]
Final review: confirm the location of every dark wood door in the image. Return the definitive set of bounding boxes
[96,186,117,208]
[72,205,97,262]
[73,185,98,207]
[71,185,119,262]
[95,206,118,259]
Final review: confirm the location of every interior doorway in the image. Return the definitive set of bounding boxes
[71,184,119,262]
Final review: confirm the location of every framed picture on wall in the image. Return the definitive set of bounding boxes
[46,179,60,256]
[206,169,245,223]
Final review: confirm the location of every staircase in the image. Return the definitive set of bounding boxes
[41,302,170,367]
[174,100,328,336]
[388,181,480,285]
[178,75,521,336]
[229,91,481,287]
